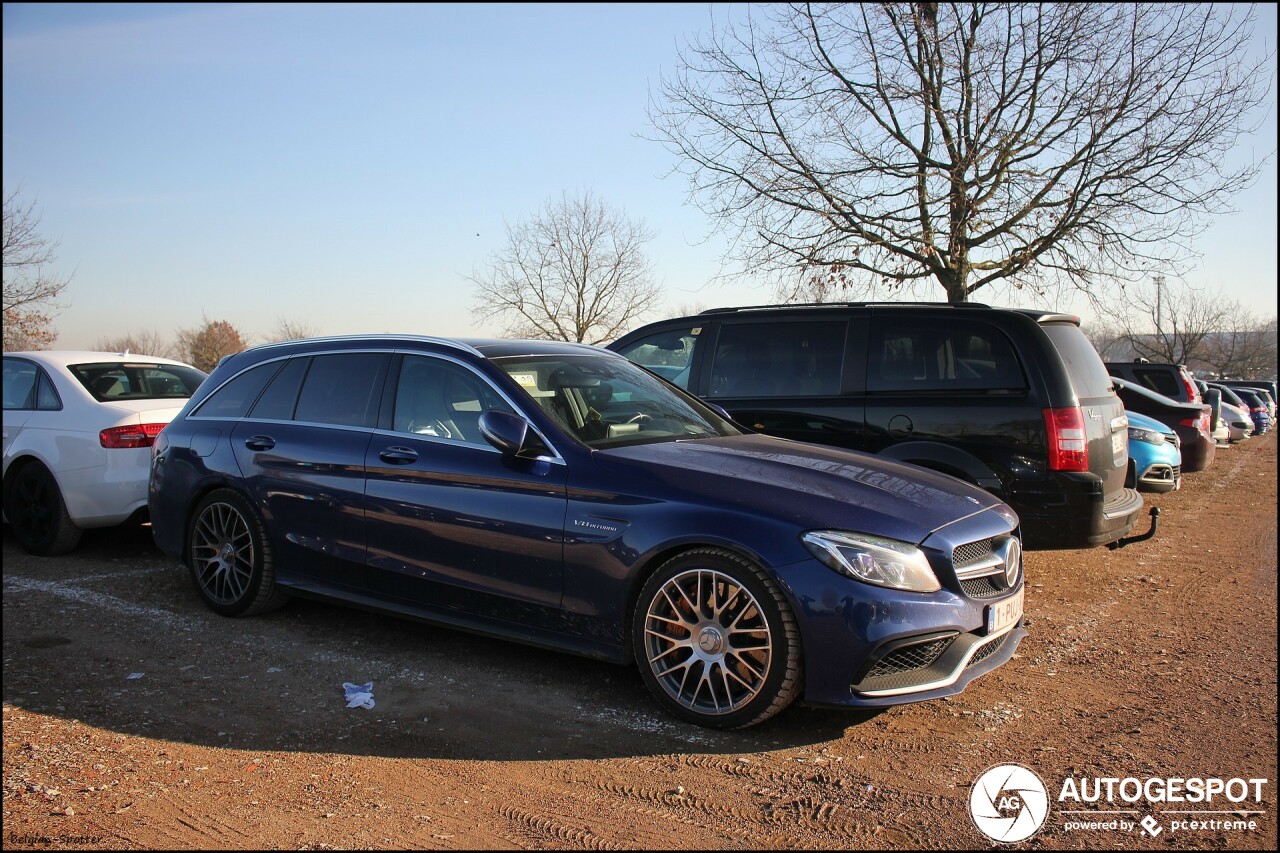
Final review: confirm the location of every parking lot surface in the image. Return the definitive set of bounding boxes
[3,434,1276,850]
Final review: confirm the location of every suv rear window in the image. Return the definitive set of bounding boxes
[1040,323,1114,398]
[69,362,206,402]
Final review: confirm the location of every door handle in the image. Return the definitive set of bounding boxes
[244,435,276,451]
[379,446,419,464]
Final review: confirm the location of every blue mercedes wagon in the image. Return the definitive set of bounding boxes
[149,336,1026,728]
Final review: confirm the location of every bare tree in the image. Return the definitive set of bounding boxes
[175,317,247,372]
[1201,310,1278,379]
[667,301,710,318]
[93,329,177,359]
[1097,276,1243,366]
[3,188,71,350]
[468,191,664,344]
[651,4,1273,304]
[267,317,320,342]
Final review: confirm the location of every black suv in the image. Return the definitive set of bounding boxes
[610,303,1151,551]
[1105,359,1202,406]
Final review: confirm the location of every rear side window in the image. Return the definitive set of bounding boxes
[709,321,846,398]
[248,357,309,420]
[194,362,283,419]
[293,353,388,428]
[868,320,1025,392]
[2,359,39,410]
[1040,323,1114,398]
[615,327,704,390]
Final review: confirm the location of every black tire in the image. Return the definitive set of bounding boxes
[632,548,803,729]
[186,488,288,617]
[4,462,82,556]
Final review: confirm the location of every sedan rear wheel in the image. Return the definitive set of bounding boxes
[187,489,288,617]
[633,548,802,729]
[5,463,82,556]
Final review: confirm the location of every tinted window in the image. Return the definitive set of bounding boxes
[35,373,61,410]
[68,362,206,401]
[1131,368,1180,398]
[194,362,283,419]
[294,353,387,428]
[709,321,846,398]
[2,359,38,410]
[615,326,705,390]
[393,356,514,445]
[1040,323,1114,398]
[249,357,309,420]
[868,320,1025,392]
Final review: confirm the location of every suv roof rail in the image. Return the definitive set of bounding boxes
[697,301,992,315]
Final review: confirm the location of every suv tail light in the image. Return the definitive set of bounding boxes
[1043,407,1089,471]
[1180,370,1201,404]
[100,423,167,449]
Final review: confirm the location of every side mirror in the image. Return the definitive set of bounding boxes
[479,410,538,457]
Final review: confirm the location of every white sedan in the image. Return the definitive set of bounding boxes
[3,351,206,555]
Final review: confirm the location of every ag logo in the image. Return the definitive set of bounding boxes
[970,764,1050,843]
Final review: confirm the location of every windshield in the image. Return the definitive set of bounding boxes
[492,354,741,448]
[70,361,207,402]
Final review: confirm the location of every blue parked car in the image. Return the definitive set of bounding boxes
[149,336,1025,729]
[1125,412,1182,493]
[1233,388,1271,435]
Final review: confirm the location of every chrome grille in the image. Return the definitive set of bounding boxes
[960,575,1010,599]
[953,538,994,568]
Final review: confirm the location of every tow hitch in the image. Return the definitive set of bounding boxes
[1108,507,1160,550]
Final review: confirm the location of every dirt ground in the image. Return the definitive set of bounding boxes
[3,433,1276,850]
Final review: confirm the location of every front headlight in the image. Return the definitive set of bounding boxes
[1128,426,1165,445]
[801,531,940,593]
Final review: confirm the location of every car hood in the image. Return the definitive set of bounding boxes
[1127,411,1174,436]
[593,434,1006,545]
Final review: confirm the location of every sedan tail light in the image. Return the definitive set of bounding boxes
[1043,407,1088,471]
[100,423,167,449]
[1178,413,1210,435]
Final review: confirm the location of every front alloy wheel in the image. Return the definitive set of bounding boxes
[634,549,802,729]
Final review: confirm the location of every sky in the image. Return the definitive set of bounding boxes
[3,2,1277,352]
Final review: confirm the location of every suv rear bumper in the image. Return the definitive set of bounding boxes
[1013,474,1144,550]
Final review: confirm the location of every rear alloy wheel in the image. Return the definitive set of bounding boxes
[633,548,802,729]
[5,463,82,556]
[187,489,288,617]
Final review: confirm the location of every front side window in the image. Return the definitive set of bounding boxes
[494,354,740,448]
[709,321,846,398]
[393,356,514,445]
[868,321,1026,393]
[614,326,705,390]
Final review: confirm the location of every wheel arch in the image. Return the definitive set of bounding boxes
[878,441,1003,493]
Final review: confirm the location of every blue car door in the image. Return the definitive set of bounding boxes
[230,352,389,592]
[363,354,568,631]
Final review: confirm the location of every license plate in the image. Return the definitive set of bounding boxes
[1111,429,1127,466]
[987,587,1024,633]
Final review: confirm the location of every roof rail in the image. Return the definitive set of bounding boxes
[249,334,484,357]
[697,301,991,314]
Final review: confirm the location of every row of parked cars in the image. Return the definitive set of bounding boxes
[2,302,1273,729]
